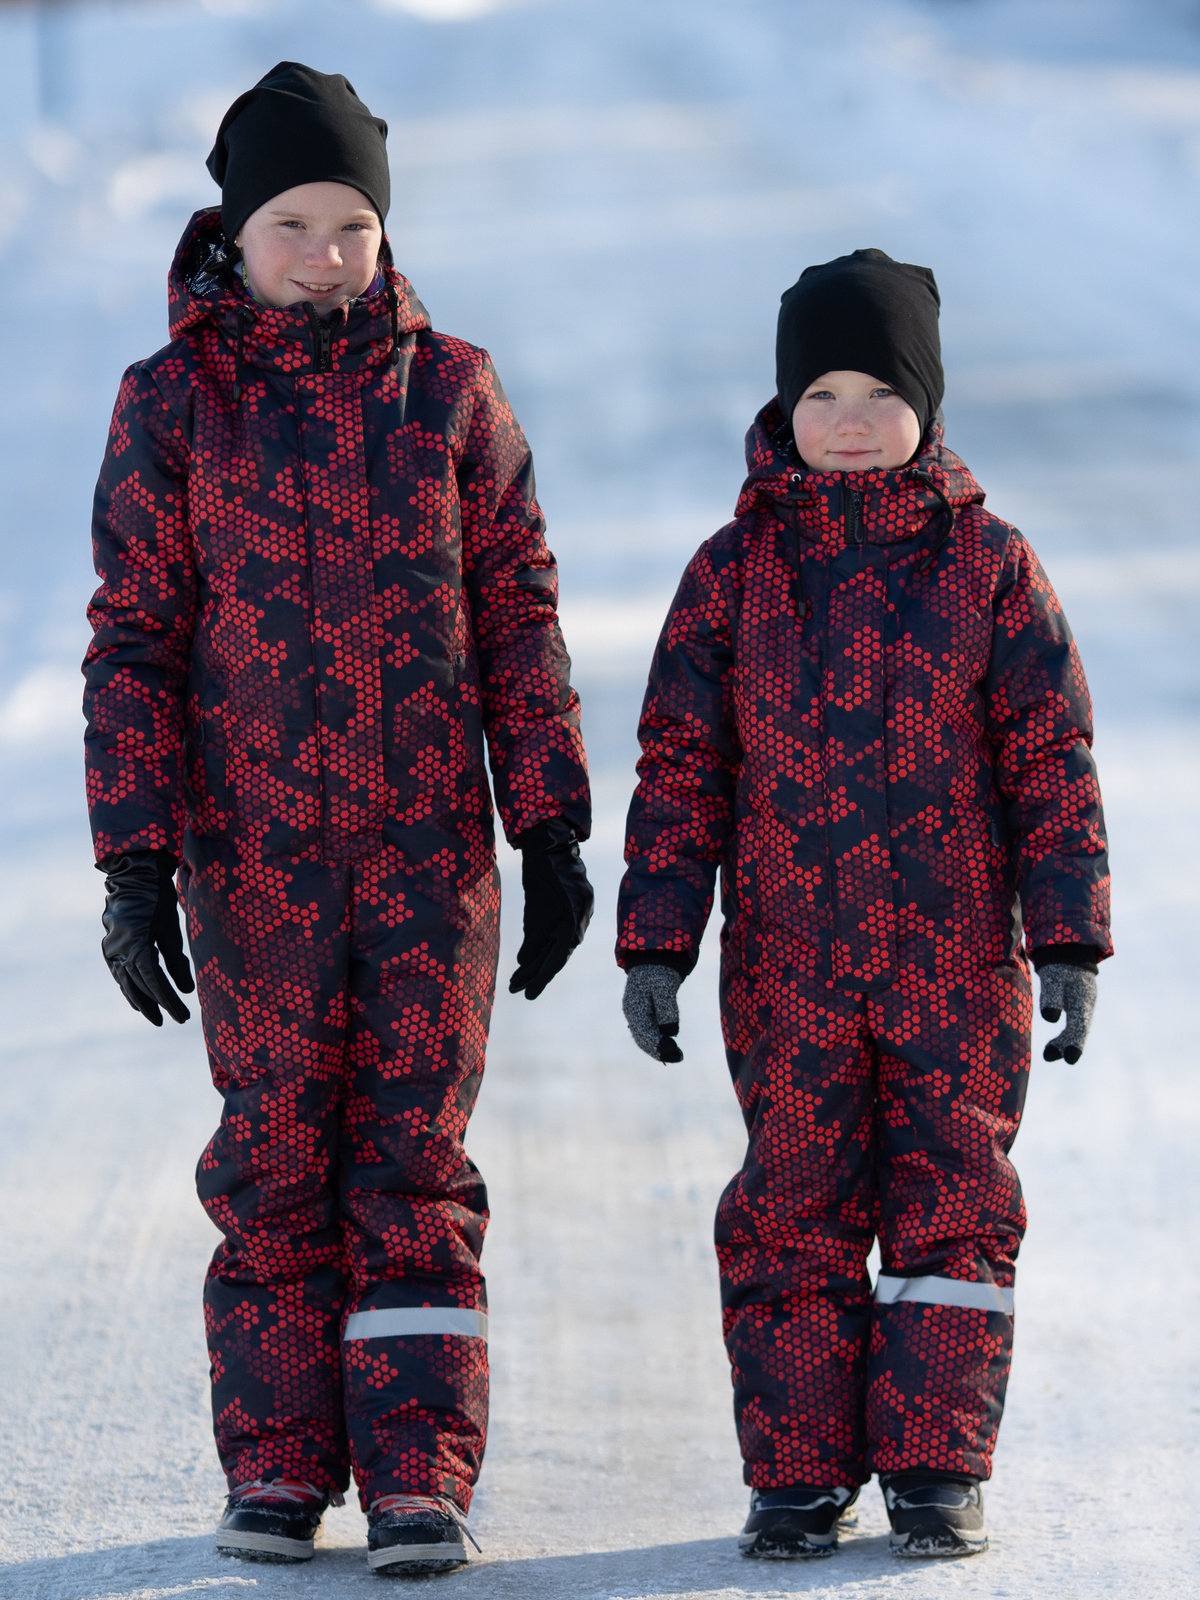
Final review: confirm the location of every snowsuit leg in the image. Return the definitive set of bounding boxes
[188,827,498,1510]
[716,926,1030,1488]
[338,833,498,1509]
[716,930,876,1488]
[191,842,352,1496]
[865,964,1030,1478]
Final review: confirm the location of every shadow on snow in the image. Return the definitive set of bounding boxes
[7,1530,906,1599]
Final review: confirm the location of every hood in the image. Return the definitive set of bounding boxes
[735,397,984,549]
[166,207,431,375]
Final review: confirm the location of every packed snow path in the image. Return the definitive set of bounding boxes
[1,2,1198,1597]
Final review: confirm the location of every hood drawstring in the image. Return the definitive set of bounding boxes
[232,307,248,403]
[911,470,956,574]
[386,283,402,366]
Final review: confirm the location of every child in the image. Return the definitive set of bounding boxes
[84,62,592,1575]
[617,249,1109,1560]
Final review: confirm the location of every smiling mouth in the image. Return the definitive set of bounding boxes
[294,280,342,295]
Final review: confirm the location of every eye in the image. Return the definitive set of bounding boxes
[279,220,303,230]
[805,389,836,401]
[871,387,896,399]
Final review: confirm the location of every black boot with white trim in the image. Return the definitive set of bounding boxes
[215,1477,335,1562]
[881,1472,988,1558]
[366,1492,478,1576]
[738,1485,860,1558]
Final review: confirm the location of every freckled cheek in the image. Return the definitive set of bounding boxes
[345,241,379,283]
[246,239,304,295]
[792,416,828,463]
[889,414,922,461]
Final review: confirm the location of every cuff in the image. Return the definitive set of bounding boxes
[1029,943,1099,974]
[96,848,179,877]
[617,949,694,978]
[513,817,576,852]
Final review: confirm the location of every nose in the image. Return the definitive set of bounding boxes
[834,402,871,434]
[304,236,343,268]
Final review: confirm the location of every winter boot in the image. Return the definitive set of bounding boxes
[881,1472,988,1558]
[366,1492,478,1576]
[215,1477,331,1562]
[738,1485,860,1559]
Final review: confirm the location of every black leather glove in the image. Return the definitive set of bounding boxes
[508,818,594,1001]
[99,850,194,1026]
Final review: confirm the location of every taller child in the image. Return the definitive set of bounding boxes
[83,63,592,1575]
[618,249,1109,1559]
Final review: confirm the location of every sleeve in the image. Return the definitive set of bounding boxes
[458,353,591,843]
[615,537,741,971]
[83,362,198,863]
[984,530,1112,959]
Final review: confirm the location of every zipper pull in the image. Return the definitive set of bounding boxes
[305,303,334,373]
[843,484,863,545]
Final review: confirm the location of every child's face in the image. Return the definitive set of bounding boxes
[236,182,383,316]
[791,371,922,473]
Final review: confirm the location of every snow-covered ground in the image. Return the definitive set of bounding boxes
[1,1,1198,1595]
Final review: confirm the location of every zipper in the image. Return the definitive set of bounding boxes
[846,486,864,545]
[305,304,333,373]
[780,472,812,620]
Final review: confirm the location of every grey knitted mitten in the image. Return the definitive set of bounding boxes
[1039,964,1097,1063]
[622,964,684,1062]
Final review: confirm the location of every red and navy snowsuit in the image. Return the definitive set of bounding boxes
[83,209,590,1510]
[617,400,1110,1488]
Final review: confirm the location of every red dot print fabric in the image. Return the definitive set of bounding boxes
[717,926,1028,1485]
[84,209,590,864]
[618,397,1110,1485]
[189,831,497,1509]
[82,210,591,1510]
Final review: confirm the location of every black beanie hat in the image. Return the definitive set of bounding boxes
[775,248,943,439]
[206,61,390,243]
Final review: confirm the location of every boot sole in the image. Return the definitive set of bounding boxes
[216,1529,315,1562]
[368,1539,469,1574]
[890,1531,988,1559]
[739,1535,836,1560]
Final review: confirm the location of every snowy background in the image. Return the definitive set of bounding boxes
[1,0,1198,1595]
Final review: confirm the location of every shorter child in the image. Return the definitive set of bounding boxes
[617,249,1109,1559]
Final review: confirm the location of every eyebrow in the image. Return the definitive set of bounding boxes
[264,209,377,222]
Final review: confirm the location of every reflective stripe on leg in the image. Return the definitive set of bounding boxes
[343,1308,489,1341]
[875,1275,1013,1314]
